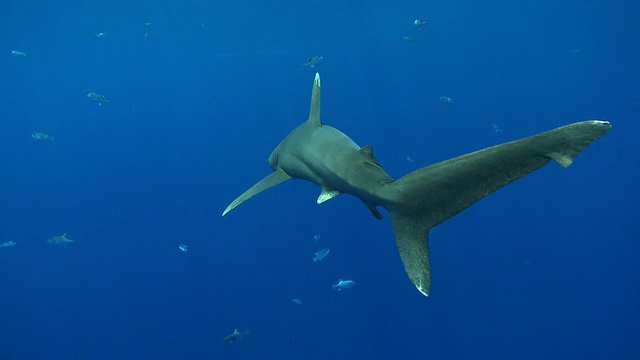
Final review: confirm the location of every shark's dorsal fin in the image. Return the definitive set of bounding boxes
[222,168,292,216]
[359,145,385,169]
[307,72,322,127]
[359,145,374,157]
[317,188,341,204]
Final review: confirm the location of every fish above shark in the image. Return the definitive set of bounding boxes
[221,329,249,344]
[48,233,74,246]
[222,72,611,297]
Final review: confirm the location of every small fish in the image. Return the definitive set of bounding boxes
[31,132,54,141]
[439,95,454,104]
[570,48,587,54]
[302,55,323,68]
[87,92,111,106]
[47,233,74,246]
[406,156,414,163]
[11,50,27,57]
[292,298,302,305]
[332,279,355,291]
[492,124,503,133]
[221,329,250,344]
[413,19,427,29]
[313,248,330,263]
[144,23,152,39]
[402,36,416,43]
[95,32,106,40]
[0,241,16,248]
[178,244,188,252]
[313,234,321,243]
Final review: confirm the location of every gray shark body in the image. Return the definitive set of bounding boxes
[223,73,611,297]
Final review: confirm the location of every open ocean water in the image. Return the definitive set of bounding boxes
[1,1,638,359]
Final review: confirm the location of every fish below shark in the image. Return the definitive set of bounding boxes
[222,72,611,297]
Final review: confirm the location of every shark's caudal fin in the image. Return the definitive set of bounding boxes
[390,213,432,296]
[222,168,291,216]
[384,120,611,296]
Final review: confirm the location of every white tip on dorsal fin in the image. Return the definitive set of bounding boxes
[317,188,341,204]
[307,72,322,127]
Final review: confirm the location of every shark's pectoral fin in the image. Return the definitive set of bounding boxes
[222,168,292,216]
[317,188,341,204]
[391,212,431,297]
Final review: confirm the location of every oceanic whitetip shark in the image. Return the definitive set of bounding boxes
[222,73,611,297]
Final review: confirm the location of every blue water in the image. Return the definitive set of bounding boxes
[1,1,638,359]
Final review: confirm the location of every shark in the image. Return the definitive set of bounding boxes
[222,72,611,297]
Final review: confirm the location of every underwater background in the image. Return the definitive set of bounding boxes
[1,0,639,359]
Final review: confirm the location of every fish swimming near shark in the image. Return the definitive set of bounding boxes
[302,55,323,68]
[313,248,330,263]
[222,72,611,297]
[31,132,54,141]
[221,329,250,344]
[87,92,111,106]
[47,233,74,246]
[332,279,356,291]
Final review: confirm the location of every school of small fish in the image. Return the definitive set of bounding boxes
[6,15,521,347]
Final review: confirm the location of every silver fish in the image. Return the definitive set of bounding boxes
[31,132,54,141]
[87,92,111,106]
[303,55,323,68]
[332,279,355,291]
[313,248,330,262]
[413,19,427,29]
[439,95,454,104]
[221,329,249,344]
[47,233,74,246]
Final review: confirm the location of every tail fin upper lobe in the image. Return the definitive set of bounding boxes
[384,120,611,296]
